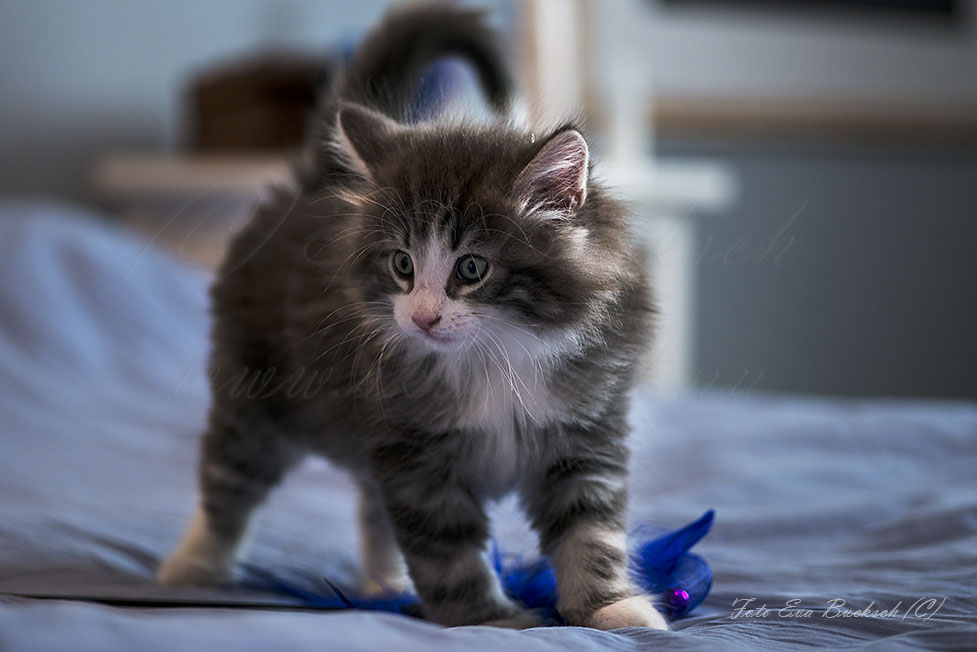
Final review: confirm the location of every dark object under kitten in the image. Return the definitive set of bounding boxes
[159,4,664,630]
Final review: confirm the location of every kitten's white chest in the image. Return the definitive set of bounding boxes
[446,351,561,492]
[469,358,556,423]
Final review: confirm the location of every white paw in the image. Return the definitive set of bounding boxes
[157,552,229,586]
[361,571,413,597]
[584,595,669,631]
[158,506,241,587]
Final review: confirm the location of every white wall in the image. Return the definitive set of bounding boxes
[7,0,974,200]
[638,0,977,104]
[0,0,390,198]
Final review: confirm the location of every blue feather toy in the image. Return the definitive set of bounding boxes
[243,510,714,625]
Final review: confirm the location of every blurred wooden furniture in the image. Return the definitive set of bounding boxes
[653,96,977,146]
[92,152,292,269]
[187,53,329,150]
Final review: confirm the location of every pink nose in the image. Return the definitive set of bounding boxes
[412,313,441,332]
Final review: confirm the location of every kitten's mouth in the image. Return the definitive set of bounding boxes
[415,329,458,350]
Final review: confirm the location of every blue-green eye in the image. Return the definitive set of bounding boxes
[456,254,488,283]
[392,250,413,278]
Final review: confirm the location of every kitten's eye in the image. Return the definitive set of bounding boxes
[392,250,414,278]
[456,254,488,283]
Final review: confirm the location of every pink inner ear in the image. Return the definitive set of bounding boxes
[515,130,589,213]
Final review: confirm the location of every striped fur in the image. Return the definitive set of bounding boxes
[158,4,661,630]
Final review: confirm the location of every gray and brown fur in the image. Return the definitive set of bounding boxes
[158,4,666,630]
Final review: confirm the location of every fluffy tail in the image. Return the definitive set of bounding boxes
[338,3,512,119]
[304,4,514,182]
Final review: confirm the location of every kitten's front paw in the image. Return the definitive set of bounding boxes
[361,571,413,597]
[157,553,229,587]
[582,595,669,631]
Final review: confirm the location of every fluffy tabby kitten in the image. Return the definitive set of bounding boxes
[159,4,664,630]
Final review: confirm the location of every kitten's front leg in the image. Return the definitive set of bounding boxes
[523,436,669,630]
[371,440,536,628]
[356,477,412,596]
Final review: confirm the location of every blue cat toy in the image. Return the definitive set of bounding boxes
[245,510,714,625]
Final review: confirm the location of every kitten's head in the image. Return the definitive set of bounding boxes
[332,104,635,359]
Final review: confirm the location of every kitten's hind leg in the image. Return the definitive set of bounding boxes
[158,413,300,586]
[356,478,411,596]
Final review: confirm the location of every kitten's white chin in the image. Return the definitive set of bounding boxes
[411,329,464,352]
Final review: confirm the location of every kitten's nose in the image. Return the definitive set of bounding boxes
[412,313,442,332]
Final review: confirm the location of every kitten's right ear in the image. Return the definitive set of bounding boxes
[514,129,589,215]
[335,103,400,180]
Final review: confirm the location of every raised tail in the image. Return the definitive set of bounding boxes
[304,4,515,183]
[338,3,513,119]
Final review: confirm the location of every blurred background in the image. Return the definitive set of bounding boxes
[1,0,974,399]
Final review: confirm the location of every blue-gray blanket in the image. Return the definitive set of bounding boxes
[0,201,974,651]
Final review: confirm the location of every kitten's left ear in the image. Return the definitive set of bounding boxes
[514,129,589,214]
[336,103,401,180]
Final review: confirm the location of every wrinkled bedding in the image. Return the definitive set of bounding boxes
[1,201,975,651]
